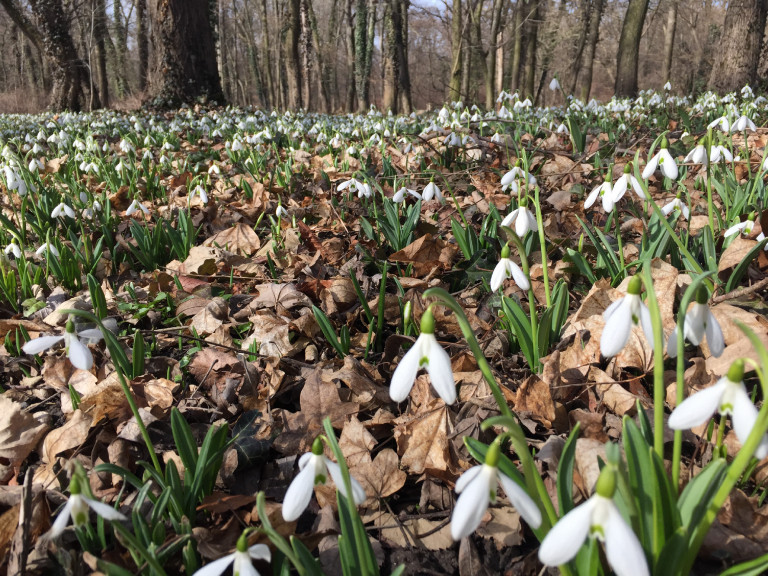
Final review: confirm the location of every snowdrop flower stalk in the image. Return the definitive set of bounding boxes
[667,285,724,358]
[451,438,541,540]
[192,529,270,576]
[539,465,649,576]
[642,138,678,180]
[600,276,658,358]
[48,474,126,538]
[389,306,456,404]
[282,437,366,521]
[668,359,768,459]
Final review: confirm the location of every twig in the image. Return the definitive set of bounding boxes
[712,276,768,304]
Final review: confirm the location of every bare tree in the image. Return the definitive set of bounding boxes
[577,0,604,101]
[615,0,649,97]
[448,0,462,101]
[662,0,678,85]
[708,0,766,93]
[146,0,223,106]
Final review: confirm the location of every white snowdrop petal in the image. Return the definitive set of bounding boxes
[538,496,597,566]
[731,385,763,453]
[282,460,317,521]
[600,299,633,357]
[193,554,236,576]
[324,459,366,504]
[83,497,127,521]
[67,336,93,370]
[425,337,456,405]
[704,311,725,358]
[22,335,64,355]
[668,380,727,430]
[509,261,530,292]
[49,500,74,538]
[498,473,541,529]
[389,339,423,402]
[454,465,483,494]
[450,466,493,540]
[603,501,650,576]
[248,544,272,561]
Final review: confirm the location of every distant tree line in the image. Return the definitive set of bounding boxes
[1,0,767,113]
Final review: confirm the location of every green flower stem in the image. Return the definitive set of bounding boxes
[255,491,304,575]
[506,230,540,370]
[646,192,705,278]
[421,287,559,533]
[706,135,715,233]
[112,521,170,575]
[533,186,551,308]
[672,273,715,490]
[614,210,625,272]
[641,267,666,460]
[744,130,752,180]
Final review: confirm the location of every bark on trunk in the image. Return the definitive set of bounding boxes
[449,0,462,101]
[137,0,149,92]
[522,0,539,98]
[283,0,302,109]
[345,0,356,111]
[662,0,678,85]
[146,0,223,106]
[509,1,522,92]
[398,0,412,113]
[382,0,398,111]
[28,0,98,111]
[708,0,766,93]
[577,0,603,101]
[614,0,649,97]
[484,0,504,110]
[258,0,274,108]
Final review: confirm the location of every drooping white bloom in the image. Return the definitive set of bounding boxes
[22,321,102,371]
[126,199,150,217]
[685,145,708,166]
[501,166,537,192]
[661,197,690,220]
[664,81,672,91]
[35,243,59,258]
[389,308,456,404]
[451,442,541,540]
[642,147,678,180]
[189,184,209,205]
[724,215,755,238]
[584,181,614,212]
[4,242,20,259]
[667,289,724,357]
[612,168,646,201]
[282,438,366,521]
[490,244,530,292]
[708,116,730,132]
[48,476,126,538]
[709,145,733,164]
[422,181,443,202]
[393,186,420,203]
[192,534,270,576]
[732,115,756,132]
[51,202,76,219]
[275,205,289,219]
[668,360,768,459]
[539,468,649,576]
[600,276,658,357]
[501,203,537,237]
[549,77,561,91]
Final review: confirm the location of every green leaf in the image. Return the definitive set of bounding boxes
[557,423,581,515]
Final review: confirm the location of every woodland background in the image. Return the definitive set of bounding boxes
[1,1,768,114]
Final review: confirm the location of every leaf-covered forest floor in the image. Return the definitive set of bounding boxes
[1,93,768,575]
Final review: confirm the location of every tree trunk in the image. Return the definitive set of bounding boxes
[382,0,398,111]
[137,0,149,92]
[398,0,412,113]
[577,0,603,101]
[282,0,302,109]
[112,2,129,97]
[258,0,274,108]
[354,0,371,111]
[449,0,462,101]
[708,0,766,93]
[509,1,523,92]
[484,0,504,110]
[146,0,223,106]
[306,0,330,111]
[28,0,98,110]
[92,0,110,107]
[661,0,678,85]
[522,0,538,98]
[568,0,591,95]
[615,0,649,97]
[345,0,356,111]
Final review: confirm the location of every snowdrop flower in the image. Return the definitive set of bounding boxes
[501,165,537,192]
[337,177,363,194]
[451,440,541,540]
[48,475,126,539]
[669,360,768,459]
[549,77,561,91]
[556,123,569,135]
[393,186,420,203]
[724,212,756,238]
[584,180,614,213]
[189,184,209,205]
[490,132,504,144]
[142,149,153,161]
[28,158,43,172]
[490,243,530,292]
[708,116,730,132]
[193,531,270,576]
[709,145,733,164]
[4,241,20,259]
[275,204,289,219]
[389,307,456,404]
[732,115,756,132]
[660,195,689,220]
[664,81,672,91]
[282,437,366,521]
[613,164,646,201]
[51,202,75,219]
[642,140,678,180]
[126,199,150,217]
[501,200,537,237]
[539,466,649,576]
[346,145,358,156]
[422,180,443,202]
[685,144,708,166]
[357,182,373,199]
[35,242,59,258]
[600,276,657,357]
[23,320,102,371]
[208,163,220,175]
[667,287,724,358]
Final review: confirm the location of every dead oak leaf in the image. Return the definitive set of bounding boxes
[204,223,261,256]
[0,396,49,481]
[354,449,406,499]
[394,401,457,477]
[339,416,375,468]
[389,233,456,276]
